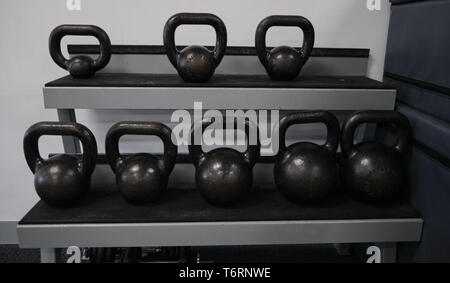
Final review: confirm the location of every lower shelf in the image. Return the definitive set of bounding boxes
[17,188,423,248]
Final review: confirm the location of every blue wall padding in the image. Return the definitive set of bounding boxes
[385,1,450,89]
[397,145,450,262]
[385,77,450,123]
[397,104,450,160]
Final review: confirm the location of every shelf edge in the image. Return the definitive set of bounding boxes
[17,218,423,248]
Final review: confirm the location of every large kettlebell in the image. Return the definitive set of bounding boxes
[255,15,315,81]
[274,111,340,203]
[23,122,97,206]
[105,122,177,204]
[189,118,260,206]
[163,13,227,82]
[341,111,412,202]
[49,25,112,78]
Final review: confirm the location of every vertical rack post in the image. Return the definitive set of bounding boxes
[57,109,81,153]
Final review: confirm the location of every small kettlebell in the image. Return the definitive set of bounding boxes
[255,15,315,81]
[274,111,340,203]
[163,13,227,82]
[49,25,112,78]
[105,122,177,204]
[189,118,260,206]
[341,111,412,202]
[23,122,97,206]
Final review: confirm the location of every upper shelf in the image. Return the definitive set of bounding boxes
[46,74,387,88]
[43,74,396,110]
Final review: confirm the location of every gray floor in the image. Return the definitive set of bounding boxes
[0,245,40,263]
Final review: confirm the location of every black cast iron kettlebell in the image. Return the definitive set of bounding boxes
[49,25,112,78]
[189,118,260,206]
[23,122,97,206]
[341,111,412,202]
[274,111,340,203]
[163,13,227,82]
[255,15,315,81]
[105,122,177,204]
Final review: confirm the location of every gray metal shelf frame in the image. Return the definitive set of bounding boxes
[17,74,421,263]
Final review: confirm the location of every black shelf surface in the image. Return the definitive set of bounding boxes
[20,189,420,225]
[45,74,390,89]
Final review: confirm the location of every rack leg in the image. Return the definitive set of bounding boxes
[379,242,397,263]
[40,248,57,263]
[57,109,81,153]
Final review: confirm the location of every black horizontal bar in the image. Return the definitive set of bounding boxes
[413,139,450,169]
[49,153,347,165]
[49,153,277,164]
[68,44,370,58]
[384,72,450,96]
[390,0,424,6]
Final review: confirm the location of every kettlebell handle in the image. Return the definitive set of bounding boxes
[49,25,112,72]
[341,110,412,157]
[23,122,97,176]
[163,13,227,68]
[189,117,260,168]
[277,111,340,153]
[105,122,177,174]
[255,15,315,66]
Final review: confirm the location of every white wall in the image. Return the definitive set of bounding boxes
[0,0,390,223]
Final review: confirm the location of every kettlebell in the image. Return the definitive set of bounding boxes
[189,118,260,206]
[255,15,315,81]
[341,111,412,202]
[163,13,227,82]
[49,25,112,78]
[105,122,177,204]
[274,111,340,203]
[23,122,97,206]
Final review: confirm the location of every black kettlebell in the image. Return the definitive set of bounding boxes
[341,111,412,202]
[189,118,260,206]
[49,25,112,78]
[274,111,340,203]
[255,15,315,81]
[23,122,97,206]
[105,122,177,204]
[163,13,227,82]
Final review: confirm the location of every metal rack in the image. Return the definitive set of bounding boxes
[17,46,423,263]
